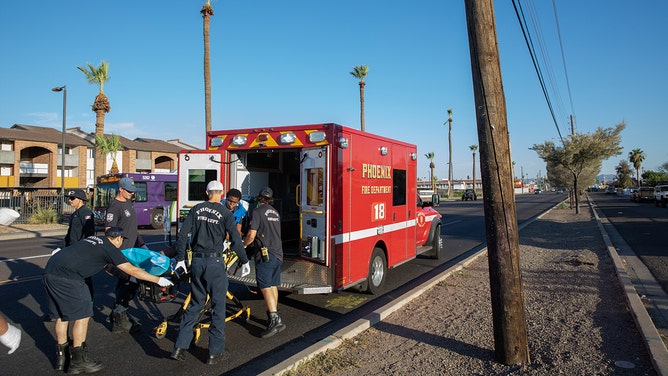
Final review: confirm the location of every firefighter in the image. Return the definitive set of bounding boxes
[104,177,148,333]
[43,227,172,373]
[171,180,250,365]
[243,186,286,338]
[64,188,96,299]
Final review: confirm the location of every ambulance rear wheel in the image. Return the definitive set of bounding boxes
[150,207,164,229]
[365,248,387,295]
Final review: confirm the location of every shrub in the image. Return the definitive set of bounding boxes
[28,207,60,224]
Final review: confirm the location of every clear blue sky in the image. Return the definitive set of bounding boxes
[1,1,666,182]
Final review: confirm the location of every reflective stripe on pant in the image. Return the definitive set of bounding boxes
[175,256,228,354]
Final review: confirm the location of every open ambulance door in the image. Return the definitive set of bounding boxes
[299,148,327,262]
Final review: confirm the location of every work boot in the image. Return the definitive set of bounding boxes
[111,310,141,334]
[55,341,69,371]
[67,344,103,374]
[260,311,286,338]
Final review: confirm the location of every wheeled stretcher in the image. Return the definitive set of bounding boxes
[150,248,251,342]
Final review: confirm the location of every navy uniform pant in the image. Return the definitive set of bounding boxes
[175,256,229,355]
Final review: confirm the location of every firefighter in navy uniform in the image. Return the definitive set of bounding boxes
[64,188,96,298]
[171,180,250,365]
[243,186,286,338]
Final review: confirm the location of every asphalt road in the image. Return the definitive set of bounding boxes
[587,191,668,293]
[0,192,566,375]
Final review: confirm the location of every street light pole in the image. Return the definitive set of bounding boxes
[52,85,66,201]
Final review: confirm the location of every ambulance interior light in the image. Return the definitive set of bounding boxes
[279,132,296,144]
[231,135,247,146]
[379,146,388,156]
[210,137,223,147]
[338,137,348,148]
[309,132,327,143]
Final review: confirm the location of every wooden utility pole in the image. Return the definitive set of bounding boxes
[464,0,530,364]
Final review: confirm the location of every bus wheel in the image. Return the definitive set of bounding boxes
[365,248,387,295]
[430,224,442,260]
[150,207,164,229]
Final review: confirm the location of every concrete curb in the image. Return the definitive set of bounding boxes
[0,228,67,241]
[588,196,668,376]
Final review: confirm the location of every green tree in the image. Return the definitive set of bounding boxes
[628,148,645,186]
[95,134,123,174]
[615,160,633,188]
[642,169,668,186]
[531,122,625,213]
[425,152,436,192]
[350,65,368,132]
[201,0,214,133]
[77,60,110,180]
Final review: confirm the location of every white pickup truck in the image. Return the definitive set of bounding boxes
[654,185,668,207]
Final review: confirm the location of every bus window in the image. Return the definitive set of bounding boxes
[133,183,148,202]
[165,182,177,202]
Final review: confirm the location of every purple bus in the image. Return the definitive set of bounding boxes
[95,172,177,229]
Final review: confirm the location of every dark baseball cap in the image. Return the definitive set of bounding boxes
[118,177,136,192]
[105,227,128,239]
[258,186,273,198]
[66,188,88,201]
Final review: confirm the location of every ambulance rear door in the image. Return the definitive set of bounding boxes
[300,148,328,262]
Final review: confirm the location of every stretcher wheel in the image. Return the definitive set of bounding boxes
[154,321,168,339]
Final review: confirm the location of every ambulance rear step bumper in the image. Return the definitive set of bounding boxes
[228,257,332,294]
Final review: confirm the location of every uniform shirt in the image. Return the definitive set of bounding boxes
[64,205,95,247]
[175,201,249,264]
[248,203,283,261]
[45,236,128,280]
[105,198,139,250]
[220,198,249,224]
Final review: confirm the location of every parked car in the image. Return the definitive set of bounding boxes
[654,185,668,207]
[635,187,654,203]
[605,187,616,195]
[462,189,477,201]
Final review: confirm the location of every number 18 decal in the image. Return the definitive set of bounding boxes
[372,202,386,221]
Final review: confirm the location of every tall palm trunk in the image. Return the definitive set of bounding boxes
[359,81,366,132]
[93,93,110,179]
[201,2,213,133]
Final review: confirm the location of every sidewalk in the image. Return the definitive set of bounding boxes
[0,223,67,241]
[266,200,668,376]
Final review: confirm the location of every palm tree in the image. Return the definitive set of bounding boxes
[425,152,436,192]
[628,148,645,186]
[350,65,368,132]
[95,134,122,174]
[77,61,110,180]
[470,145,478,191]
[445,109,453,198]
[201,0,214,133]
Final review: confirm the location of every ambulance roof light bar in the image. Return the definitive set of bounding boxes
[231,135,247,146]
[279,132,296,144]
[309,132,327,143]
[210,137,223,147]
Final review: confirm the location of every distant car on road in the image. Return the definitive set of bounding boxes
[556,189,565,194]
[606,187,616,195]
[462,189,477,201]
[635,187,654,203]
[654,185,668,207]
[534,188,542,194]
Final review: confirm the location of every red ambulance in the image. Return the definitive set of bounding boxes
[177,123,442,294]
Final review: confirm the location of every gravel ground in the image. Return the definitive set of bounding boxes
[286,204,657,376]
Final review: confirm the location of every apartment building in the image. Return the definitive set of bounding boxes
[0,124,197,189]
